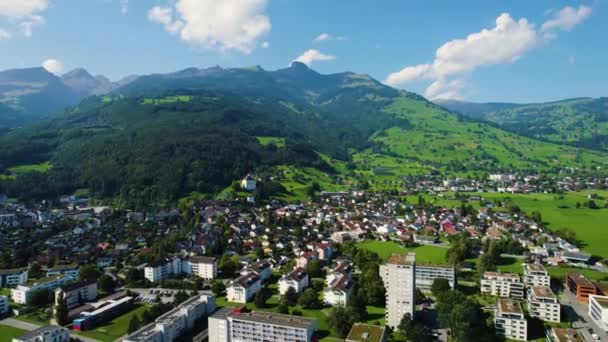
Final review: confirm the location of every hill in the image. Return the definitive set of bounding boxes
[436,97,608,151]
[0,64,606,208]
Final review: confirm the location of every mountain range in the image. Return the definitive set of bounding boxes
[0,63,606,208]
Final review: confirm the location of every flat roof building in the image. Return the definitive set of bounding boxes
[379,253,415,328]
[524,263,550,288]
[415,264,455,292]
[589,295,608,333]
[494,299,527,341]
[546,327,583,342]
[565,272,599,303]
[345,323,388,342]
[481,272,524,299]
[527,286,560,323]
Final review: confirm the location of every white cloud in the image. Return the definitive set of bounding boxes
[293,49,336,66]
[542,6,591,32]
[313,33,345,43]
[0,28,10,40]
[384,63,432,86]
[148,0,271,53]
[0,0,49,37]
[41,58,63,74]
[425,79,466,100]
[120,0,128,16]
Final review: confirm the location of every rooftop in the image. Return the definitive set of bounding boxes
[567,273,596,288]
[387,253,415,266]
[345,323,387,342]
[484,271,520,280]
[232,310,315,329]
[590,295,608,309]
[15,325,68,341]
[550,327,583,342]
[531,286,556,299]
[497,298,523,315]
[525,263,547,273]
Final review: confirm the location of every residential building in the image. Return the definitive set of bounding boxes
[46,264,80,279]
[415,264,455,292]
[247,259,273,281]
[209,308,317,342]
[589,295,608,333]
[0,295,8,316]
[494,299,527,341]
[189,256,217,280]
[524,264,550,287]
[324,274,354,306]
[124,294,216,342]
[527,286,560,323]
[144,257,183,284]
[226,272,261,303]
[278,267,309,295]
[11,276,74,305]
[379,253,416,328]
[565,272,599,303]
[345,323,388,342]
[546,327,583,342]
[481,272,524,299]
[12,325,70,342]
[55,281,98,310]
[72,295,134,331]
[0,268,28,288]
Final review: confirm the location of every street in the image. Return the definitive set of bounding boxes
[561,291,608,341]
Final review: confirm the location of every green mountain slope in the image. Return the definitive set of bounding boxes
[437,97,608,151]
[1,64,606,207]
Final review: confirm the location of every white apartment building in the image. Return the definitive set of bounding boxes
[0,268,28,288]
[189,256,217,280]
[527,286,560,323]
[209,308,317,342]
[589,295,608,333]
[524,264,550,287]
[11,276,75,305]
[226,272,261,303]
[325,260,353,287]
[323,274,354,306]
[494,299,527,341]
[379,253,416,328]
[144,257,183,284]
[481,272,524,299]
[246,259,273,281]
[278,267,309,295]
[46,264,80,279]
[54,281,98,310]
[12,325,70,342]
[124,294,216,342]
[0,295,8,315]
[415,264,455,292]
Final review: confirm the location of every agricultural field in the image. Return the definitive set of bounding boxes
[1,161,53,179]
[357,240,449,264]
[73,304,150,342]
[0,325,27,342]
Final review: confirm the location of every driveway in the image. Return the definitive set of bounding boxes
[560,291,608,341]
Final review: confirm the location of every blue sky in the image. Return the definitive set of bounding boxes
[0,0,605,103]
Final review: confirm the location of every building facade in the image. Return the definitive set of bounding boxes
[12,325,70,342]
[379,253,415,328]
[527,286,560,323]
[226,272,261,303]
[523,264,550,287]
[278,267,309,295]
[494,299,527,341]
[415,264,455,292]
[589,295,608,333]
[566,272,599,303]
[55,281,98,310]
[189,256,217,280]
[0,268,28,288]
[480,272,524,299]
[0,295,8,316]
[11,276,74,305]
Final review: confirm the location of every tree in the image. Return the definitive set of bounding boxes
[79,264,102,283]
[97,275,116,293]
[415,288,426,305]
[327,306,360,338]
[173,291,189,306]
[29,263,43,278]
[127,315,141,334]
[54,292,69,326]
[297,288,321,309]
[255,246,265,260]
[254,291,266,309]
[283,287,298,306]
[277,301,289,314]
[211,280,226,296]
[291,308,303,316]
[307,260,323,278]
[431,278,451,297]
[29,289,50,307]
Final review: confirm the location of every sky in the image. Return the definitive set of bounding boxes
[0,0,606,103]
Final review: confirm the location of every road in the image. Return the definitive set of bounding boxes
[560,291,608,341]
[0,317,101,342]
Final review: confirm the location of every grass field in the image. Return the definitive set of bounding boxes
[256,136,286,148]
[357,240,449,264]
[0,325,27,342]
[7,161,52,174]
[142,95,192,105]
[73,304,150,342]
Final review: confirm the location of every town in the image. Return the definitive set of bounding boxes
[0,172,608,342]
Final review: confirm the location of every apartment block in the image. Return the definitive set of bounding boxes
[415,264,455,292]
[589,295,608,333]
[481,272,524,299]
[189,256,217,280]
[345,323,387,342]
[55,281,98,310]
[46,264,80,279]
[523,263,550,287]
[546,327,582,342]
[565,272,599,303]
[11,276,75,305]
[124,294,216,342]
[379,253,415,328]
[0,268,28,288]
[209,308,317,342]
[226,272,261,303]
[527,286,560,323]
[0,295,8,316]
[494,299,527,341]
[12,325,70,342]
[278,267,309,295]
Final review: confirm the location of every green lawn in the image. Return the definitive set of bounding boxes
[357,240,449,264]
[73,304,150,342]
[256,136,286,148]
[16,309,51,326]
[6,162,52,174]
[142,95,192,105]
[0,325,27,342]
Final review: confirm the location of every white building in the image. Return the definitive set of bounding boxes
[527,286,560,323]
[546,327,583,342]
[523,264,550,288]
[379,253,416,328]
[246,259,273,281]
[226,272,261,303]
[278,267,309,295]
[11,276,75,305]
[12,325,70,342]
[54,281,98,310]
[189,256,217,280]
[0,268,28,288]
[324,274,354,306]
[144,257,183,283]
[494,299,527,341]
[0,295,8,316]
[46,264,80,279]
[589,295,608,333]
[415,264,455,292]
[209,308,317,342]
[480,272,524,299]
[241,174,257,191]
[124,294,216,342]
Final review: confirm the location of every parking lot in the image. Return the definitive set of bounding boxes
[561,291,607,341]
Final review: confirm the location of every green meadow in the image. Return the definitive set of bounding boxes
[357,240,449,264]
